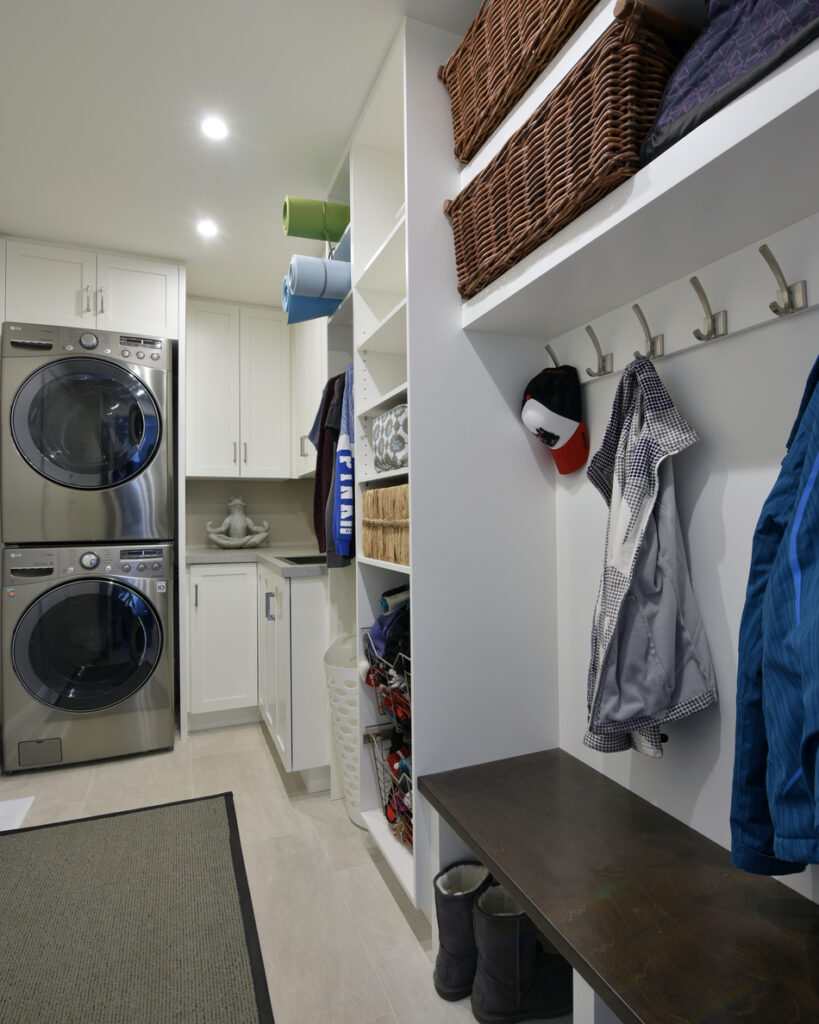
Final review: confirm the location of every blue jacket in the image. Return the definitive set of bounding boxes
[731,355,819,875]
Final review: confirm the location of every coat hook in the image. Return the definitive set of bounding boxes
[632,304,664,360]
[545,344,560,367]
[689,276,727,341]
[759,243,807,317]
[585,326,613,378]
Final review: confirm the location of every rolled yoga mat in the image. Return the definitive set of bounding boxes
[289,254,351,300]
[282,195,350,242]
[282,275,341,325]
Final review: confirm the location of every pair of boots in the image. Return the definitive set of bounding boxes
[433,862,572,1024]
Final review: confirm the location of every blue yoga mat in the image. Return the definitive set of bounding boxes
[282,276,341,325]
[288,255,350,300]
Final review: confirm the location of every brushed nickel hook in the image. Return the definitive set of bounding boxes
[689,276,727,341]
[585,326,613,378]
[545,344,560,367]
[759,243,807,317]
[632,304,664,360]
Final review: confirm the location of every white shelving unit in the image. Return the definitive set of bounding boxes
[350,18,563,913]
[457,13,819,341]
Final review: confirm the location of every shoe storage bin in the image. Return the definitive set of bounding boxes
[361,483,409,565]
[365,725,413,848]
[323,633,366,829]
[438,0,598,164]
[444,0,686,300]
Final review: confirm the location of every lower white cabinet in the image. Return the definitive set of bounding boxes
[189,563,258,714]
[258,563,330,772]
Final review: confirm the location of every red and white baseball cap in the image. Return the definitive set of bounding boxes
[521,365,589,474]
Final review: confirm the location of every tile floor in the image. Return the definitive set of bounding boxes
[0,723,502,1024]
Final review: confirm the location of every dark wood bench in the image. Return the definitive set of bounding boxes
[418,748,819,1024]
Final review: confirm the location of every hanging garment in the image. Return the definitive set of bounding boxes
[308,372,344,552]
[585,357,717,756]
[731,355,819,875]
[324,376,350,568]
[333,363,355,557]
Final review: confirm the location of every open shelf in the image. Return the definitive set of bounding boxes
[356,217,406,297]
[358,381,408,418]
[459,38,819,340]
[359,466,409,484]
[361,809,415,901]
[358,555,411,574]
[356,297,407,355]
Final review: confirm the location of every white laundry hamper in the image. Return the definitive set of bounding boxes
[323,633,366,829]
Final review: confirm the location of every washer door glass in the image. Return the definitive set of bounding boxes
[12,579,163,712]
[10,357,161,489]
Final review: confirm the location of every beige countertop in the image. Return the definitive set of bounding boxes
[185,543,328,578]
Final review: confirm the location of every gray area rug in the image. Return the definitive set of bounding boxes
[0,793,274,1024]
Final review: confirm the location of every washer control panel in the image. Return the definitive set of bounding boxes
[2,545,171,585]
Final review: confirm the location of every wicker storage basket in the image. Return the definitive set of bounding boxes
[438,0,597,164]
[362,483,409,565]
[444,0,687,301]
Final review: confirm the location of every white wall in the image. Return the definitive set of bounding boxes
[550,211,819,903]
[185,478,316,549]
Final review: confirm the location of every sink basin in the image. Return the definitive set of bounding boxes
[280,554,326,565]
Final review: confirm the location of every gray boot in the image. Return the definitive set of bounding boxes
[433,861,492,1000]
[470,886,572,1023]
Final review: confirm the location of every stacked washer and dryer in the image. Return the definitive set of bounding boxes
[0,321,176,772]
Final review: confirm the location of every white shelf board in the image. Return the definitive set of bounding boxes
[356,297,407,354]
[355,216,406,294]
[328,289,352,327]
[361,809,415,902]
[358,555,411,574]
[358,380,408,418]
[359,466,409,484]
[460,39,819,340]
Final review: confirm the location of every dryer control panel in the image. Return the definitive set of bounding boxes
[2,322,172,370]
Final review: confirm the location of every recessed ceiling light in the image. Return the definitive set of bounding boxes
[196,218,219,238]
[201,115,228,140]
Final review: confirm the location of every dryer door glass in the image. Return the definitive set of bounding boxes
[11,579,163,712]
[10,357,161,489]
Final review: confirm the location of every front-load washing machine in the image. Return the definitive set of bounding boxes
[2,544,174,771]
[1,321,174,544]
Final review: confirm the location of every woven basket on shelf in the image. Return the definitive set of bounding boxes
[438,0,598,164]
[362,484,409,566]
[443,0,689,301]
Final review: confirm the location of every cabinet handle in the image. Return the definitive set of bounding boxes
[194,583,199,608]
[243,441,248,464]
[98,286,105,314]
[300,434,310,457]
[265,591,276,620]
[233,442,238,464]
[84,285,92,313]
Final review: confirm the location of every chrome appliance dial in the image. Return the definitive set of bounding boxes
[79,332,99,350]
[79,551,100,569]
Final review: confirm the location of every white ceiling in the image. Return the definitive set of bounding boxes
[0,0,480,310]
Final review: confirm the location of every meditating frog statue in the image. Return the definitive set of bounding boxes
[206,496,270,548]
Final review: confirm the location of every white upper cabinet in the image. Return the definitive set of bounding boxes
[186,297,291,479]
[5,239,179,337]
[241,306,291,478]
[291,316,328,477]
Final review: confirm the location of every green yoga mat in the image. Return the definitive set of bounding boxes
[282,195,350,243]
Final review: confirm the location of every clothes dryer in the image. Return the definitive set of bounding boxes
[1,322,174,544]
[1,544,174,771]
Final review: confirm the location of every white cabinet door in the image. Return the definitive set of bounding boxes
[189,563,258,714]
[186,299,242,477]
[290,574,330,772]
[272,579,292,766]
[241,306,291,478]
[96,253,179,337]
[5,240,97,327]
[257,565,276,736]
[291,318,327,477]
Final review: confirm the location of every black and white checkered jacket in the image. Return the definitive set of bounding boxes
[585,357,718,757]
